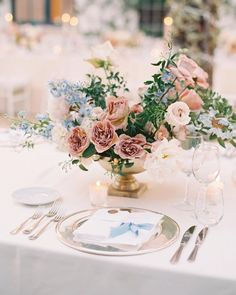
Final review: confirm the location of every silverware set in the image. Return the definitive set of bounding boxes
[10,198,65,240]
[170,225,208,264]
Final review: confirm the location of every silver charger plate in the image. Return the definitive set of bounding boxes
[56,207,180,256]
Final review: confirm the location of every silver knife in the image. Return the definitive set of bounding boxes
[170,225,196,264]
[187,227,208,263]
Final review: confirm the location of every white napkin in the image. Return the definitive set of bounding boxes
[73,209,163,250]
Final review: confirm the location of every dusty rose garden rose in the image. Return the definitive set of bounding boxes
[67,126,90,157]
[180,89,203,111]
[91,120,118,153]
[165,101,191,127]
[114,134,147,159]
[105,96,129,129]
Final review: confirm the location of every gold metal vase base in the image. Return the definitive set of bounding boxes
[108,174,147,198]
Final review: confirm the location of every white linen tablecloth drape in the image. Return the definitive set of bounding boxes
[0,143,236,295]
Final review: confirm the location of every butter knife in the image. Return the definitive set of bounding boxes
[170,225,196,264]
[187,226,208,262]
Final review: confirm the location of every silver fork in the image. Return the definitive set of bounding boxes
[23,198,62,234]
[29,210,65,240]
[10,209,43,235]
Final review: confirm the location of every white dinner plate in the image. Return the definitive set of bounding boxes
[12,187,60,205]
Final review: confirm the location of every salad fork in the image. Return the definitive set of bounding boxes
[29,210,65,240]
[10,209,43,235]
[23,198,62,234]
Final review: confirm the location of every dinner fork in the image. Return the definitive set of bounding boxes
[10,209,43,235]
[23,198,62,234]
[28,210,65,240]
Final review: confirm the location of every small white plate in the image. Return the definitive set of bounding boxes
[12,187,60,206]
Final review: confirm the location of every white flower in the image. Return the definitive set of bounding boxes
[80,117,93,132]
[91,41,115,61]
[91,107,105,120]
[48,96,69,122]
[51,124,68,151]
[165,101,191,127]
[144,139,181,182]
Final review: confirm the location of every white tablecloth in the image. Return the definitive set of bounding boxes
[0,143,236,295]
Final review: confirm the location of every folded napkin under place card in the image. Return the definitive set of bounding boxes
[73,209,163,250]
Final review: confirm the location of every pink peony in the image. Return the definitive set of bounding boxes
[67,127,90,157]
[180,89,203,111]
[114,134,147,159]
[130,103,143,114]
[155,125,169,141]
[91,120,118,153]
[105,96,129,129]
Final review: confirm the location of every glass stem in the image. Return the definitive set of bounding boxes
[184,174,191,204]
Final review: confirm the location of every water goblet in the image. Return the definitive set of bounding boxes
[194,185,224,226]
[176,133,202,211]
[192,143,223,226]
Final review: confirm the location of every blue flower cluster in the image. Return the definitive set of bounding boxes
[49,79,94,127]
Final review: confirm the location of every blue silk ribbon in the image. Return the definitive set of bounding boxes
[109,222,154,238]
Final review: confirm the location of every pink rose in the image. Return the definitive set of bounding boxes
[169,65,195,87]
[114,134,147,159]
[169,54,209,88]
[193,66,209,89]
[91,120,118,153]
[105,96,129,129]
[155,125,169,141]
[67,127,90,157]
[173,125,187,141]
[130,103,143,114]
[180,89,203,111]
[178,54,209,88]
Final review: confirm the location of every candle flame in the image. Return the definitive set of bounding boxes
[96,181,101,187]
[70,16,78,26]
[5,13,13,22]
[61,13,70,23]
[164,16,173,26]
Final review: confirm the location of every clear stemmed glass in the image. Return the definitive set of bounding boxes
[176,133,202,211]
[194,185,224,226]
[192,143,223,226]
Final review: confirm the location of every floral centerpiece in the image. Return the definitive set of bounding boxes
[10,42,236,197]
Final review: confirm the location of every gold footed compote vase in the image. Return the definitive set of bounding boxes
[99,159,147,198]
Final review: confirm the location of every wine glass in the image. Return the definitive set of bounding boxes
[194,185,224,226]
[192,143,223,226]
[176,133,202,211]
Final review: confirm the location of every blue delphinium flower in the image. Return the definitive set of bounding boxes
[38,123,54,139]
[63,119,76,130]
[36,113,49,122]
[162,70,175,83]
[17,111,27,119]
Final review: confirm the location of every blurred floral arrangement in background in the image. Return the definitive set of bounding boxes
[166,0,235,84]
[74,0,139,36]
[10,41,236,179]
